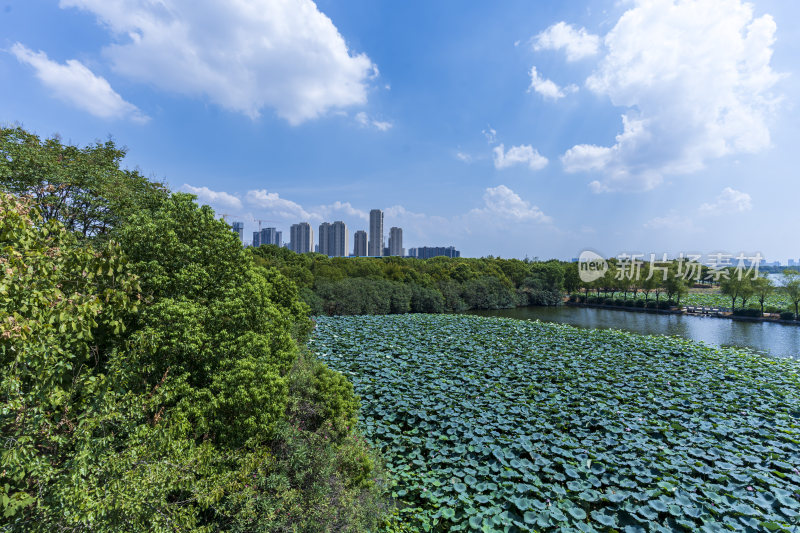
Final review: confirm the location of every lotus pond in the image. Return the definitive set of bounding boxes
[310,314,800,532]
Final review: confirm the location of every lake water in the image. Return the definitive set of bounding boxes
[467,306,800,359]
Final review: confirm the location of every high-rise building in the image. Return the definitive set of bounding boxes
[330,221,348,257]
[318,222,331,255]
[254,227,282,247]
[317,221,348,256]
[231,221,244,244]
[413,246,460,259]
[290,222,313,254]
[368,209,384,257]
[353,230,367,257]
[388,227,403,256]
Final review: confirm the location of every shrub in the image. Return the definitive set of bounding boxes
[461,276,518,310]
[603,298,615,305]
[409,283,446,313]
[646,301,658,309]
[657,301,671,309]
[635,299,646,308]
[780,311,796,321]
[733,308,762,318]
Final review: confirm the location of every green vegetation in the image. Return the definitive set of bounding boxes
[312,314,800,532]
[252,245,565,315]
[1,128,386,530]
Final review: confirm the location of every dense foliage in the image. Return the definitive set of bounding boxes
[252,245,565,315]
[312,314,800,532]
[0,126,168,238]
[0,130,386,530]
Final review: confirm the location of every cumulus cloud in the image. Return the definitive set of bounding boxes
[245,189,312,219]
[318,201,369,220]
[529,66,577,100]
[563,0,783,191]
[493,144,548,171]
[456,152,472,163]
[181,184,242,209]
[698,187,752,215]
[644,212,697,232]
[482,126,497,144]
[647,187,752,229]
[355,111,392,131]
[10,43,148,122]
[60,0,376,124]
[470,185,552,223]
[534,22,600,61]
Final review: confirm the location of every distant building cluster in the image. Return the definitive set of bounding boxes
[225,208,460,259]
[252,227,282,248]
[409,246,461,259]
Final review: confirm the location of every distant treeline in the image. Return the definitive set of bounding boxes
[251,245,566,315]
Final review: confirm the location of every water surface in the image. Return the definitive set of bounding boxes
[467,306,800,359]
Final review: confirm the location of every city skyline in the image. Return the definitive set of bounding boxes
[250,208,461,258]
[2,1,798,260]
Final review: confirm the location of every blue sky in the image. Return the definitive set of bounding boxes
[2,0,798,261]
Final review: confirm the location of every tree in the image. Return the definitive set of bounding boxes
[751,276,774,315]
[783,270,800,319]
[0,127,168,238]
[738,277,755,309]
[720,273,743,310]
[664,270,688,305]
[563,262,580,294]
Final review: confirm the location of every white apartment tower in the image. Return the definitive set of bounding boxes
[368,209,384,257]
[318,221,348,257]
[353,230,367,257]
[290,222,313,254]
[318,222,331,255]
[388,227,403,256]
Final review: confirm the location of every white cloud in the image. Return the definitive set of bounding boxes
[529,66,577,100]
[534,22,600,61]
[644,212,697,232]
[698,187,752,215]
[482,126,497,144]
[564,0,782,191]
[181,184,242,210]
[647,187,752,229]
[318,201,369,221]
[470,185,552,223]
[493,144,548,171]
[456,151,472,163]
[60,0,376,124]
[10,43,148,122]
[355,111,392,131]
[245,189,312,219]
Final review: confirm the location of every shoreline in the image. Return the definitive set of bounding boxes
[565,300,799,326]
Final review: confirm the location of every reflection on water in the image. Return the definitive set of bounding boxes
[466,306,800,359]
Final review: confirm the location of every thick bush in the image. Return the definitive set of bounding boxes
[732,308,762,318]
[603,298,615,306]
[0,191,387,530]
[635,299,646,308]
[780,311,796,320]
[646,301,658,309]
[461,276,518,310]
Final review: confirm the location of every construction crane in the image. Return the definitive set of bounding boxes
[255,218,279,231]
